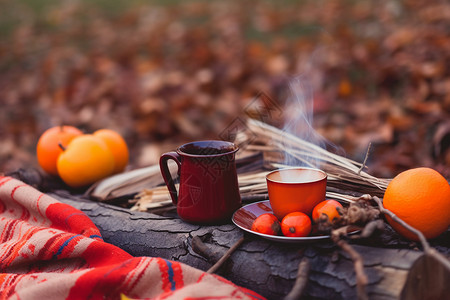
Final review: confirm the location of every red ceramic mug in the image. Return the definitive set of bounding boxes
[159,140,241,224]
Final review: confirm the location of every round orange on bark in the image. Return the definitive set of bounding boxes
[57,134,115,188]
[93,129,129,174]
[383,167,450,240]
[36,125,83,175]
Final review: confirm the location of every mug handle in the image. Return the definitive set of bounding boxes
[159,152,182,205]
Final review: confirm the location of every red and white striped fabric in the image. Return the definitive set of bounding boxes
[0,177,265,300]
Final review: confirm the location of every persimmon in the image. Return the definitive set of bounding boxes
[57,134,115,188]
[36,125,83,175]
[383,167,450,240]
[94,129,129,174]
[312,199,343,224]
[281,212,311,237]
[251,213,281,235]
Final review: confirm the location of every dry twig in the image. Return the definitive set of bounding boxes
[358,143,372,175]
[207,236,246,274]
[283,258,310,300]
[356,219,384,239]
[331,230,369,300]
[191,236,221,263]
[191,235,246,274]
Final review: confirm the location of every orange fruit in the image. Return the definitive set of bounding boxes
[383,167,450,240]
[251,213,281,235]
[57,134,115,188]
[281,212,311,237]
[93,129,129,174]
[312,199,343,224]
[36,125,83,175]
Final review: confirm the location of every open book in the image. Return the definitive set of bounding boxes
[86,164,175,202]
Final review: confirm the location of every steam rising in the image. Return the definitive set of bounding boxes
[281,75,324,167]
[278,74,342,181]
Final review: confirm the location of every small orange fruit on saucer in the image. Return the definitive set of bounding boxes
[36,125,83,175]
[383,167,450,240]
[251,213,281,236]
[281,212,312,237]
[312,199,343,224]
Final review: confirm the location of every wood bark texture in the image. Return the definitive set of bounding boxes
[49,191,432,300]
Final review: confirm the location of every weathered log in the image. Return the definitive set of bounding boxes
[47,190,444,300]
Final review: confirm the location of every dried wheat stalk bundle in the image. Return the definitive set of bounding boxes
[237,119,390,194]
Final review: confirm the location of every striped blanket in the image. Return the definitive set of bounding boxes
[0,176,264,300]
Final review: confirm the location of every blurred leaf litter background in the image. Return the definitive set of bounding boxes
[1,0,450,178]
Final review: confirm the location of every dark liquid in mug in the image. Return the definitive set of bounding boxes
[180,141,236,156]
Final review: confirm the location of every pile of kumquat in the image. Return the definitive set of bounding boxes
[251,200,343,237]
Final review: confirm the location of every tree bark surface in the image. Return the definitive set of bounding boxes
[49,191,435,300]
